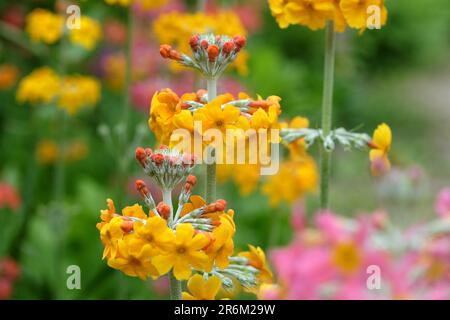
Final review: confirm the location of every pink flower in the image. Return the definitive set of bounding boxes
[435,188,450,218]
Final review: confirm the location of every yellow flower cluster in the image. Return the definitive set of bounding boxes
[149,89,282,158]
[262,117,319,207]
[153,11,249,75]
[16,67,61,105]
[69,16,102,50]
[58,75,102,115]
[105,0,167,8]
[25,8,102,50]
[97,197,237,280]
[36,139,88,165]
[268,0,388,32]
[26,8,64,44]
[16,67,101,115]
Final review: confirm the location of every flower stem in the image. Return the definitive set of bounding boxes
[162,188,173,226]
[320,21,336,209]
[205,78,217,203]
[168,271,182,300]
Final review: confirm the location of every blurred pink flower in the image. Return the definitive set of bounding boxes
[435,188,450,218]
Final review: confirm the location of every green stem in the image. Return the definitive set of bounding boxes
[168,271,182,300]
[205,78,217,203]
[320,21,336,209]
[117,6,133,207]
[0,21,47,57]
[162,188,173,226]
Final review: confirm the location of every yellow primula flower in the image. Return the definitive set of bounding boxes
[58,75,101,115]
[268,0,336,31]
[134,216,175,252]
[107,234,159,280]
[340,0,388,31]
[100,217,125,259]
[69,16,102,50]
[205,216,235,271]
[194,101,243,134]
[182,274,223,300]
[149,89,182,144]
[26,8,63,44]
[238,245,273,285]
[16,67,60,105]
[369,123,392,176]
[122,203,147,220]
[152,224,210,280]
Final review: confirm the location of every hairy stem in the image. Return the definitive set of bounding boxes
[320,21,336,209]
[162,189,173,226]
[168,271,182,300]
[205,78,217,203]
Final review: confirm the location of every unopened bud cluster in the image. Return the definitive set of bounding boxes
[160,33,247,78]
[135,145,196,190]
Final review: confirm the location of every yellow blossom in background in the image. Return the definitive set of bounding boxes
[64,140,89,162]
[217,164,261,196]
[25,8,63,44]
[58,75,101,115]
[36,140,58,165]
[182,274,223,300]
[152,224,210,280]
[69,16,102,50]
[340,0,387,31]
[332,242,362,274]
[153,11,248,75]
[0,64,19,90]
[16,67,60,105]
[104,0,167,8]
[104,0,132,6]
[268,0,388,31]
[36,139,88,165]
[138,0,168,10]
[262,155,318,207]
[268,0,336,31]
[102,53,125,91]
[369,123,392,176]
[238,245,273,285]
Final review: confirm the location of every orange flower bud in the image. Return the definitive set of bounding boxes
[223,41,235,55]
[367,141,378,149]
[135,180,148,197]
[189,34,200,51]
[215,199,227,212]
[233,35,246,50]
[200,39,209,50]
[159,44,172,59]
[186,175,197,186]
[135,147,147,167]
[207,45,220,62]
[156,202,171,219]
[121,220,134,233]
